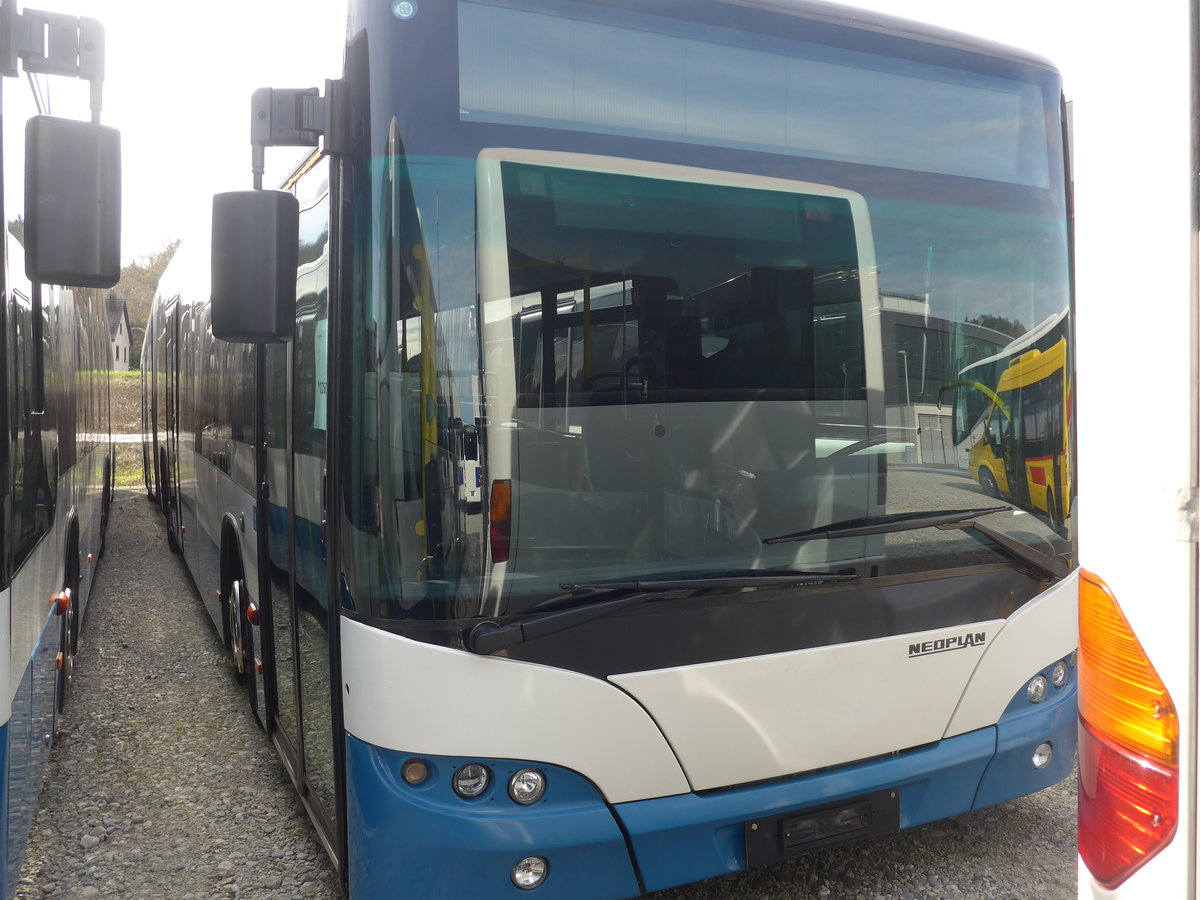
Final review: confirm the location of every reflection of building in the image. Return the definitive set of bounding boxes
[881,294,1010,467]
[106,293,131,371]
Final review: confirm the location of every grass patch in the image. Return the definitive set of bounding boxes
[113,443,144,488]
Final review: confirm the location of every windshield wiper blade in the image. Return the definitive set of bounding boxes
[763,506,1013,544]
[561,571,857,593]
[763,505,1069,583]
[466,570,856,655]
[959,519,1071,582]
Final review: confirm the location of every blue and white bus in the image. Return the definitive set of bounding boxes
[143,1,1076,896]
[0,2,121,894]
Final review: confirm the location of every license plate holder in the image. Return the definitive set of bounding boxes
[744,788,900,869]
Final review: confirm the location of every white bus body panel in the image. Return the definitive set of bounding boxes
[340,617,691,804]
[611,623,998,791]
[944,572,1077,736]
[611,577,1072,791]
[1071,0,1197,895]
[345,584,1068,800]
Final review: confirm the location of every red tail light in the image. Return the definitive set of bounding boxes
[489,480,512,563]
[1078,569,1178,888]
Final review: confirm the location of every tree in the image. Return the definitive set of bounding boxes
[115,240,180,369]
[966,314,1027,340]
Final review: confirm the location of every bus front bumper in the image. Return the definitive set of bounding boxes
[344,678,1075,898]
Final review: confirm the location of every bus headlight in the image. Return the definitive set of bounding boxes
[512,856,548,889]
[1051,660,1069,688]
[509,769,546,805]
[453,763,491,798]
[1026,674,1049,703]
[1032,742,1053,769]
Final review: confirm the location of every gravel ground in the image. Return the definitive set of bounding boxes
[15,489,344,900]
[15,488,1077,899]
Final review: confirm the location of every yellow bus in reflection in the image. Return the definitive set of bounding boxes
[968,337,1070,528]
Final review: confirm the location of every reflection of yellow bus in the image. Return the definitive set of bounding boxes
[968,337,1069,527]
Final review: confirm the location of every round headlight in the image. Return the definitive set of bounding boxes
[509,769,547,805]
[1026,674,1048,704]
[453,763,491,798]
[1051,660,1069,688]
[1032,741,1053,770]
[512,856,549,890]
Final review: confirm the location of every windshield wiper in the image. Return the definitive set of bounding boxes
[764,506,1069,582]
[466,570,857,655]
[764,506,1013,544]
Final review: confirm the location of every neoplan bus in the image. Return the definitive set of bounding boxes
[143,1,1077,896]
[0,2,121,895]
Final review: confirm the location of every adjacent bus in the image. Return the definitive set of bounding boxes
[0,2,121,895]
[962,311,1071,528]
[1072,2,1198,897]
[143,1,1077,896]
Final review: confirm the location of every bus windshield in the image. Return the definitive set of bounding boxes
[478,157,877,597]
[347,0,1072,620]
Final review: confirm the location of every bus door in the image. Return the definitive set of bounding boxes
[259,157,339,858]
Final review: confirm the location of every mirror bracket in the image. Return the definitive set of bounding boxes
[1,7,105,119]
[249,80,344,188]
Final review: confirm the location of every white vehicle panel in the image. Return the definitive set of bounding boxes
[944,572,1077,737]
[610,622,1000,792]
[340,617,690,804]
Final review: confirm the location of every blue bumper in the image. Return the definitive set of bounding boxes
[345,673,1075,898]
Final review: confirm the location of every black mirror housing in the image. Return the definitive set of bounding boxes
[25,116,121,288]
[211,189,298,343]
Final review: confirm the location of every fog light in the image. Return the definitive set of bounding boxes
[402,759,429,786]
[512,856,548,890]
[1026,674,1048,703]
[1051,660,1069,688]
[509,769,547,805]
[1032,742,1053,769]
[453,763,491,798]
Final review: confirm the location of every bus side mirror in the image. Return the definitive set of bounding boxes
[211,189,298,343]
[25,116,121,288]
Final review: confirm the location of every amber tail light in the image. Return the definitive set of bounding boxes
[1078,569,1178,888]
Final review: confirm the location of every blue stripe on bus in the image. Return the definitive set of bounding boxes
[345,671,1075,898]
[5,609,64,900]
[345,738,641,899]
[0,721,9,900]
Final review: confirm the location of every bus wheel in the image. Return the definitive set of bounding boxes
[979,469,1000,498]
[1047,489,1063,530]
[227,579,250,684]
[54,587,79,737]
[99,457,112,559]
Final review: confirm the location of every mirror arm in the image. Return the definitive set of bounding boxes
[2,8,106,121]
[248,80,344,189]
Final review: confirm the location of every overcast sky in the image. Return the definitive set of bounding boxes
[27,0,1082,263]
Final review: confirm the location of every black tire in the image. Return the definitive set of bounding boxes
[228,579,252,685]
[979,468,1000,499]
[53,587,79,739]
[1047,489,1063,530]
[99,457,112,559]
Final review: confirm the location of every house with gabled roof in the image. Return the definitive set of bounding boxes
[107,293,131,371]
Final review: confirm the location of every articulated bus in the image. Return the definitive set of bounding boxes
[0,2,121,895]
[1071,1,1199,897]
[143,1,1077,895]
